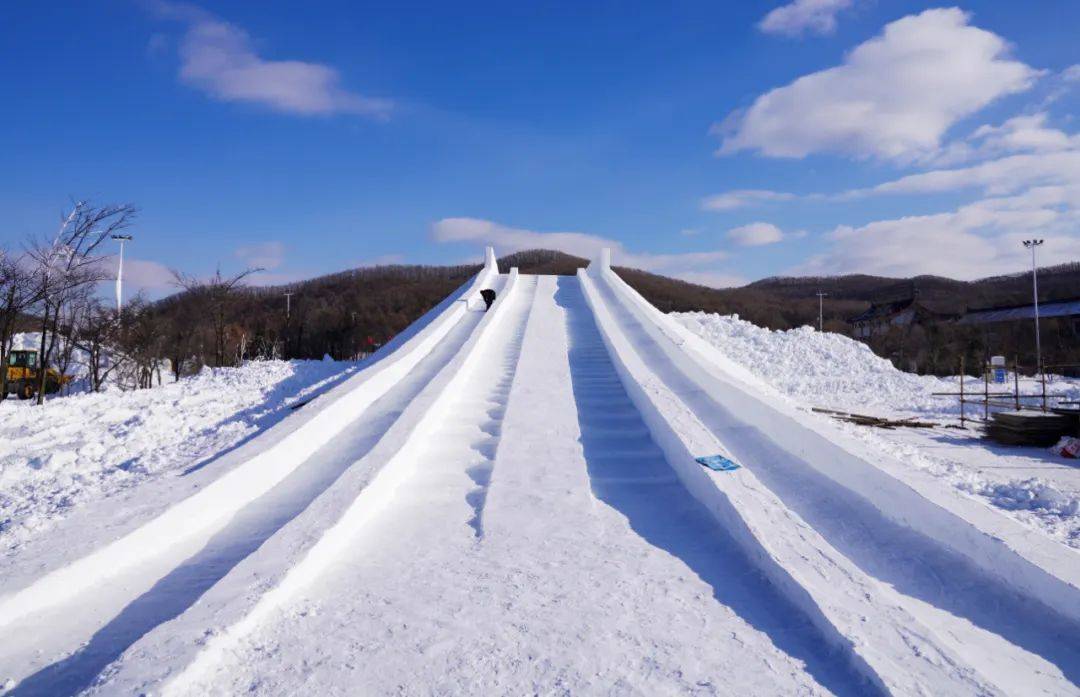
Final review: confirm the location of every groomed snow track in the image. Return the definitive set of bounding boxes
[1,249,1078,696]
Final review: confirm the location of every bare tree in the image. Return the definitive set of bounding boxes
[171,266,261,368]
[27,201,137,404]
[52,284,96,393]
[0,249,41,400]
[116,297,167,389]
[71,296,129,392]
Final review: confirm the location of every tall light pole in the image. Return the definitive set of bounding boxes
[284,291,294,321]
[1022,240,1044,377]
[816,291,828,332]
[111,234,133,313]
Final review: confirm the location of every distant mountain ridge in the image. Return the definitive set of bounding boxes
[150,249,1079,374]
[746,263,1080,312]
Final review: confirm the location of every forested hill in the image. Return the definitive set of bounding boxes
[151,250,1080,374]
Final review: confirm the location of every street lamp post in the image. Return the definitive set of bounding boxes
[1023,239,1045,408]
[816,291,828,332]
[111,234,133,313]
[1022,240,1044,368]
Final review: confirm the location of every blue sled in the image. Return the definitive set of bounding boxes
[695,454,741,472]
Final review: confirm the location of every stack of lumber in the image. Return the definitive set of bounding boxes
[811,407,936,430]
[985,410,1072,446]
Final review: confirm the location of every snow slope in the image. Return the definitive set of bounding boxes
[1,257,1078,696]
[0,360,356,551]
[111,275,861,697]
[588,266,1080,694]
[674,311,1080,548]
[0,252,503,695]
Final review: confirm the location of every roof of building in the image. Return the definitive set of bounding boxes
[847,298,915,324]
[847,298,957,324]
[958,296,1080,325]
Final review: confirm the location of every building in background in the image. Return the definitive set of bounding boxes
[848,298,956,340]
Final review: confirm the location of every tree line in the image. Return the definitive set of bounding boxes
[3,211,1077,407]
[0,201,487,405]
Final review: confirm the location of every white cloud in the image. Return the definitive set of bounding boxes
[969,113,1079,156]
[719,8,1040,161]
[431,217,736,287]
[929,112,1079,165]
[1063,64,1080,83]
[674,271,747,288]
[727,222,785,246]
[94,256,175,298]
[798,185,1080,279]
[701,189,795,211]
[235,241,286,270]
[759,0,853,37]
[871,150,1080,198]
[796,111,1080,279]
[151,1,391,118]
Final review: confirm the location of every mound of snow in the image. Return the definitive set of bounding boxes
[673,311,1080,548]
[0,359,357,551]
[674,313,957,415]
[674,312,1078,418]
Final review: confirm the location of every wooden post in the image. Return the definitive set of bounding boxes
[1013,356,1020,411]
[984,358,990,421]
[1041,366,1048,412]
[959,356,965,428]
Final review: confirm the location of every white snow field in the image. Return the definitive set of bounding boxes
[0,359,358,553]
[0,248,1078,696]
[673,312,1080,549]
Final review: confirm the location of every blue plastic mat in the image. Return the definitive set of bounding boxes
[695,454,741,472]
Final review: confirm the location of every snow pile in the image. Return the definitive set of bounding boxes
[674,312,1080,418]
[673,313,953,415]
[673,311,1080,548]
[970,478,1080,517]
[0,359,356,551]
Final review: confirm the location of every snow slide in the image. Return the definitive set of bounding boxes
[583,253,1080,694]
[0,251,505,694]
[2,251,1078,696]
[101,275,874,696]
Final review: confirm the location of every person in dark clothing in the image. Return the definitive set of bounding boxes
[480,288,496,310]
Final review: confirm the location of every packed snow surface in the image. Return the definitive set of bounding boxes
[0,360,356,551]
[674,311,1080,547]
[1,271,1078,696]
[134,276,857,696]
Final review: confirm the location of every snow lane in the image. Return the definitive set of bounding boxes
[590,269,1080,694]
[10,262,1073,694]
[75,272,524,696]
[0,257,501,631]
[0,279,503,697]
[170,274,539,695]
[553,277,870,696]
[602,268,1080,625]
[178,276,843,695]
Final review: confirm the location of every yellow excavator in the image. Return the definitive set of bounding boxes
[5,350,70,400]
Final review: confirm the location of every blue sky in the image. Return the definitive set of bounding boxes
[3,1,1079,296]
